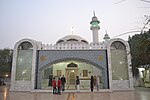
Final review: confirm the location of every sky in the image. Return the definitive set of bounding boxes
[0,0,150,49]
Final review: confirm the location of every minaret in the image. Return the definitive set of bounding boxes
[90,11,100,43]
[103,30,110,41]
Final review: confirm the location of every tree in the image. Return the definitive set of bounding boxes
[128,30,150,77]
[0,49,13,77]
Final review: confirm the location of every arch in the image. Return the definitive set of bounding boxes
[107,38,131,73]
[14,38,37,50]
[81,40,88,44]
[36,49,109,89]
[10,38,40,91]
[67,39,78,42]
[18,42,33,50]
[107,38,130,51]
[106,38,133,89]
[14,39,36,81]
[108,38,132,81]
[37,57,108,89]
[67,62,78,67]
[39,57,105,71]
[110,41,126,50]
[56,40,64,44]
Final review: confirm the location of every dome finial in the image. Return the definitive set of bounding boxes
[93,10,95,17]
[71,26,75,35]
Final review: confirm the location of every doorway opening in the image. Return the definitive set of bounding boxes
[39,60,107,90]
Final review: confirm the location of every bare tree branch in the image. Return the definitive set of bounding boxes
[140,0,150,3]
[113,31,141,38]
[114,0,127,4]
[142,15,150,31]
[138,7,150,8]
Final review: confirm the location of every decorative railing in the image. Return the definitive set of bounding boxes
[40,42,107,50]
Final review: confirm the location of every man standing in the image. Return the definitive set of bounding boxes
[96,75,100,91]
[57,78,62,95]
[76,76,80,92]
[61,75,66,91]
[90,76,94,92]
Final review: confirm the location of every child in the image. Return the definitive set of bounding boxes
[57,78,62,95]
[52,77,57,94]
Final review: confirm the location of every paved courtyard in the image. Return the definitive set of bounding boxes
[0,86,150,100]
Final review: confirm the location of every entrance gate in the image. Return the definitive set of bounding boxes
[66,68,78,85]
[36,50,109,89]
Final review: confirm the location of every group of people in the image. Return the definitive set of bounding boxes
[52,75,100,94]
[52,75,66,95]
[90,75,100,92]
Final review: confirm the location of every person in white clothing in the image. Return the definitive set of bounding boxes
[76,76,80,92]
[96,75,100,91]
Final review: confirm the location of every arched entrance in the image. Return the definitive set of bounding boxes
[37,59,106,90]
[66,62,78,85]
[66,69,77,85]
[36,50,109,90]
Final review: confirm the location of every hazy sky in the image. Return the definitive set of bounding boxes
[0,0,149,49]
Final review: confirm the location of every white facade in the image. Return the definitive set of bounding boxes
[10,14,134,92]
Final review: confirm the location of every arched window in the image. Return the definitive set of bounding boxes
[110,41,125,50]
[16,41,33,81]
[18,42,33,50]
[67,39,78,42]
[57,40,64,44]
[67,62,78,67]
[110,41,129,80]
[81,40,88,44]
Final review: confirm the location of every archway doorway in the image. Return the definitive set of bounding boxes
[66,68,78,85]
[38,60,106,90]
[66,62,78,86]
[37,49,109,90]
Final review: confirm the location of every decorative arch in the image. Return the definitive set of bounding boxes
[39,57,105,71]
[110,41,126,50]
[56,40,64,44]
[18,42,33,50]
[107,38,133,89]
[10,38,40,91]
[107,38,130,50]
[36,49,109,89]
[67,39,78,42]
[111,41,128,80]
[14,39,37,81]
[14,38,37,50]
[37,57,109,88]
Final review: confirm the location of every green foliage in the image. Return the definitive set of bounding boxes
[0,49,13,77]
[128,30,150,77]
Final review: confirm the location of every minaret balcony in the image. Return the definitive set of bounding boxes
[90,26,100,30]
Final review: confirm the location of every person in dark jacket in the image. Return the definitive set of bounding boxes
[61,75,66,91]
[76,76,80,92]
[90,76,94,92]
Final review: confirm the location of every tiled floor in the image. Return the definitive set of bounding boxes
[0,86,150,100]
